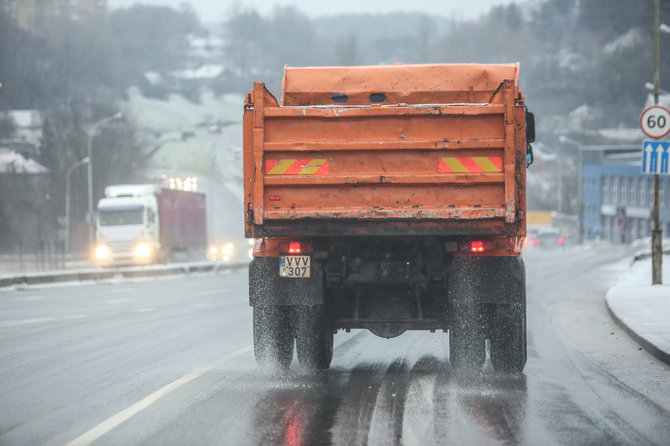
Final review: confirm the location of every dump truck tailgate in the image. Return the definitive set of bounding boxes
[244,64,527,238]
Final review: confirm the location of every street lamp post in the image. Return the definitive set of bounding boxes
[87,112,122,251]
[65,157,89,255]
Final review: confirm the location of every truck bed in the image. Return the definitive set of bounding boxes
[244,64,527,238]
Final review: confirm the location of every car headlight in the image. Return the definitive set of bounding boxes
[209,246,218,255]
[135,242,152,258]
[95,244,110,260]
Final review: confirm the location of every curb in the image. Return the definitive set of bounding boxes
[0,261,248,289]
[633,248,670,261]
[605,298,670,366]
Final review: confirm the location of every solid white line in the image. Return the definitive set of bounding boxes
[65,345,252,446]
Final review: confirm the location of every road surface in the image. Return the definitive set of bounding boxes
[1,247,669,445]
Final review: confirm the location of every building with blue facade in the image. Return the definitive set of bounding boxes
[583,163,670,243]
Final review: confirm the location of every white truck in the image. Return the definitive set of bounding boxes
[94,184,207,265]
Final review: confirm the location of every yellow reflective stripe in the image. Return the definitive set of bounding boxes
[441,157,468,173]
[299,159,328,175]
[268,159,296,175]
[472,157,502,172]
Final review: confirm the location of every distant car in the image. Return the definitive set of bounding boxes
[536,227,565,249]
[524,227,565,250]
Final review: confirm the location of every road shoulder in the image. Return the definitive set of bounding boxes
[605,255,670,366]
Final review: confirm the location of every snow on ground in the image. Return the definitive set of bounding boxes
[0,150,48,173]
[606,254,670,358]
[124,88,242,130]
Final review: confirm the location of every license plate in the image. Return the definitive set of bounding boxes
[279,255,310,278]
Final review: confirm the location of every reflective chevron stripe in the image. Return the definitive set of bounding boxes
[438,156,503,173]
[265,159,330,175]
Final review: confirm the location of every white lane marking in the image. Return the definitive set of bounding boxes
[0,317,56,327]
[64,345,252,446]
[197,289,228,296]
[135,308,156,313]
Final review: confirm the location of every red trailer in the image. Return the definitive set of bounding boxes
[95,185,207,264]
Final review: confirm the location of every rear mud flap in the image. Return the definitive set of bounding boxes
[249,257,324,306]
[448,256,525,305]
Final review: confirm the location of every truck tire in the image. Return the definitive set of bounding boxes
[253,305,294,369]
[447,257,486,373]
[449,302,486,373]
[490,303,526,374]
[295,305,333,370]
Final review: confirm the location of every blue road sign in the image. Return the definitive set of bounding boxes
[642,140,670,175]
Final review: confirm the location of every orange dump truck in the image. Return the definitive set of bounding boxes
[244,63,535,373]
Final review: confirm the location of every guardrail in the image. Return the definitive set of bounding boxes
[0,261,248,289]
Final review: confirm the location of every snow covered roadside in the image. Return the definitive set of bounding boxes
[0,261,248,291]
[605,255,670,365]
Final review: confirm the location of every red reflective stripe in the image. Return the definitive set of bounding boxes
[438,158,453,173]
[459,157,484,173]
[314,161,330,175]
[489,156,503,171]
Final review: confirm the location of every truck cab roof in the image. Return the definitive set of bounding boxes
[105,184,161,198]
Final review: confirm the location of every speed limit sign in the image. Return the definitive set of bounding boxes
[640,105,670,139]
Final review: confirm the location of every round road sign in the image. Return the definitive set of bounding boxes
[640,105,670,139]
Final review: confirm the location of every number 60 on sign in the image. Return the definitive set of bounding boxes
[640,105,670,139]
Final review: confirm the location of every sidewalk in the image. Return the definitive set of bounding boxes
[606,254,670,365]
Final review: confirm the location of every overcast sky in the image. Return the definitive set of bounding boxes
[109,0,529,23]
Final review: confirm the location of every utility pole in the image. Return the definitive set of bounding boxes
[651,0,663,284]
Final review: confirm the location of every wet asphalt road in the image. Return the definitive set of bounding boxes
[1,247,670,445]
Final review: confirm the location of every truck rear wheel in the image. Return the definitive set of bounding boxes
[449,302,486,373]
[253,305,294,369]
[490,303,526,374]
[447,257,486,373]
[296,305,333,370]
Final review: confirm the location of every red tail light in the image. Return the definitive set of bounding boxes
[288,242,302,254]
[558,237,565,245]
[269,195,281,201]
[470,241,485,253]
[533,239,540,246]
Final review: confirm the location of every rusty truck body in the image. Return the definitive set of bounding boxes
[243,63,534,373]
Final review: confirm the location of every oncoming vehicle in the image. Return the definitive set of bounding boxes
[94,184,207,265]
[208,242,234,261]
